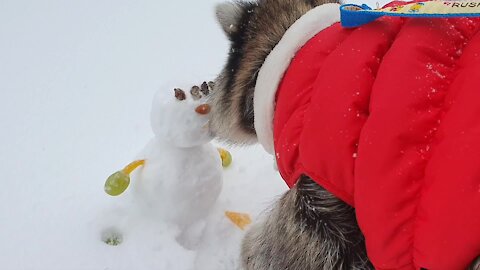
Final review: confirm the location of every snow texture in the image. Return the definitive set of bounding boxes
[0,0,386,269]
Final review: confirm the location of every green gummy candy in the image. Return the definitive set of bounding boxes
[104,171,130,196]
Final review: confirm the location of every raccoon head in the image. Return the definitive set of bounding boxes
[209,0,338,145]
[209,1,259,145]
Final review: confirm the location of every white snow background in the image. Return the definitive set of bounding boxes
[0,0,386,269]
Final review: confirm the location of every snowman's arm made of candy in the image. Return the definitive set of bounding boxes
[104,160,145,196]
[105,149,231,196]
[217,148,232,168]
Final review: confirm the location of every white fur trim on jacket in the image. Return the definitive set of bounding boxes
[253,3,341,154]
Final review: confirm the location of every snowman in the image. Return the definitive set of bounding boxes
[104,82,232,248]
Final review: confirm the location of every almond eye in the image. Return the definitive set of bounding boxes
[195,104,211,115]
[174,88,186,101]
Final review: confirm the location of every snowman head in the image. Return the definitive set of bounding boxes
[151,82,214,148]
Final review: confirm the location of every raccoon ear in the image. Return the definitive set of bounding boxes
[215,2,244,36]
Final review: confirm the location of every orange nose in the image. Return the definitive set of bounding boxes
[195,104,211,115]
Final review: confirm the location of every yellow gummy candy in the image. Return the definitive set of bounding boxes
[218,148,233,168]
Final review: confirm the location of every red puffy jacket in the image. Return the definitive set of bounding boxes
[253,2,480,270]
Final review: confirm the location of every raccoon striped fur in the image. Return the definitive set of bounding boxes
[208,0,479,269]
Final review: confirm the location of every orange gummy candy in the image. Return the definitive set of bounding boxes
[225,211,252,230]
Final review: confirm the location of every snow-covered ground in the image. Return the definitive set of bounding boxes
[0,0,384,269]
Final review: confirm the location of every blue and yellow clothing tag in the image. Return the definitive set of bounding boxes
[341,1,480,28]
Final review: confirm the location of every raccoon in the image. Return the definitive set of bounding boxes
[209,0,372,269]
[208,0,480,269]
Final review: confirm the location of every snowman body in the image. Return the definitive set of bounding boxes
[133,138,222,228]
[131,88,223,231]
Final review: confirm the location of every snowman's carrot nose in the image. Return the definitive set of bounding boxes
[195,104,211,115]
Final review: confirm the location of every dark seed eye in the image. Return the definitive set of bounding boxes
[190,86,202,100]
[200,81,210,96]
[207,81,215,91]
